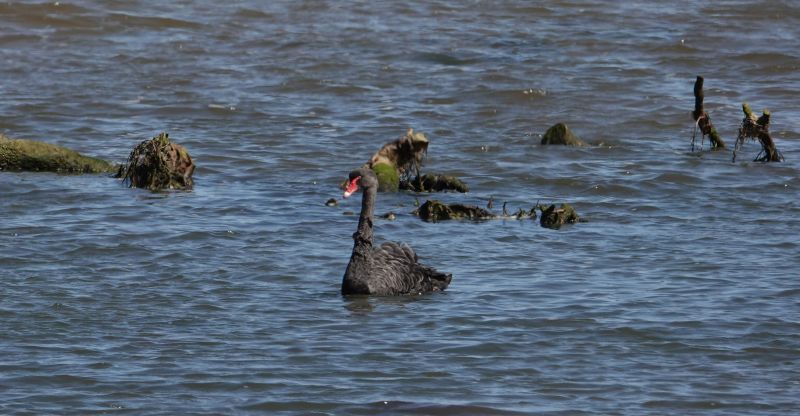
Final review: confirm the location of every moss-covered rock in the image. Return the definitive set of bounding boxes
[400,173,469,193]
[116,132,195,190]
[539,203,580,229]
[0,134,116,173]
[541,123,587,146]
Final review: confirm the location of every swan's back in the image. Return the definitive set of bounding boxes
[365,242,452,296]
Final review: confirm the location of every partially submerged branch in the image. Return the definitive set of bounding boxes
[691,76,725,150]
[734,103,783,162]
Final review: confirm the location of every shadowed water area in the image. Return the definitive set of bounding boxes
[1,1,799,415]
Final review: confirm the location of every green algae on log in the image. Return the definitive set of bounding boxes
[691,76,725,150]
[400,173,469,193]
[413,200,493,222]
[116,132,195,190]
[0,134,116,173]
[734,103,783,162]
[539,203,580,229]
[541,123,587,147]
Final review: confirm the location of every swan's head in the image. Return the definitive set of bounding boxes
[343,167,378,198]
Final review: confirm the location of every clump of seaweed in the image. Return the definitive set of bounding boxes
[400,173,469,193]
[413,200,493,222]
[733,103,783,162]
[116,132,195,190]
[413,199,585,227]
[539,203,580,229]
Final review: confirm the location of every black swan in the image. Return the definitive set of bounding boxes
[342,167,452,296]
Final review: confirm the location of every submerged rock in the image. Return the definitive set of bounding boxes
[539,203,580,229]
[541,123,587,147]
[0,134,116,173]
[400,173,469,193]
[116,132,195,190]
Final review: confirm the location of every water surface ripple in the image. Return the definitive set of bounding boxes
[1,1,799,415]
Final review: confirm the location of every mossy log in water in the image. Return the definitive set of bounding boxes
[691,76,725,150]
[400,173,469,193]
[0,134,116,173]
[539,203,580,229]
[116,132,195,190]
[734,103,783,162]
[541,123,587,147]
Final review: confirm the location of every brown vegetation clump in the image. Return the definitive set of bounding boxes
[539,203,580,229]
[400,173,469,193]
[368,128,429,181]
[116,132,195,190]
[413,200,493,222]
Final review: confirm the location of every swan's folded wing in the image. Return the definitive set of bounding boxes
[368,242,421,295]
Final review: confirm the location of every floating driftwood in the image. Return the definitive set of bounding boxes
[0,134,116,173]
[734,103,783,162]
[691,76,725,150]
[400,173,468,193]
[539,203,580,229]
[541,123,587,147]
[116,132,195,190]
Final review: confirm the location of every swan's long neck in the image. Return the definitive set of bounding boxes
[353,184,375,251]
[342,182,375,294]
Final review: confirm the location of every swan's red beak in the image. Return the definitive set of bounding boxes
[343,176,361,198]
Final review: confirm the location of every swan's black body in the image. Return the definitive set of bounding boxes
[342,167,452,296]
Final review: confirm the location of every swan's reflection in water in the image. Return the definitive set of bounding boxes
[342,295,422,314]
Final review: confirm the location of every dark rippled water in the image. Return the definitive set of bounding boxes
[2,1,799,415]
